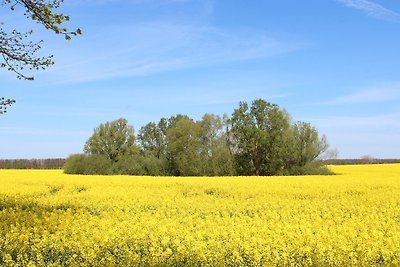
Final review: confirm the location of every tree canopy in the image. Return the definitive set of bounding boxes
[84,118,138,162]
[229,99,291,175]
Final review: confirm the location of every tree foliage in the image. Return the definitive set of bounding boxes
[287,121,328,167]
[138,119,167,160]
[166,116,203,176]
[199,113,234,176]
[84,118,138,162]
[229,99,291,175]
[229,99,328,176]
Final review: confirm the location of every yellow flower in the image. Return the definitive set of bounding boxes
[0,164,399,266]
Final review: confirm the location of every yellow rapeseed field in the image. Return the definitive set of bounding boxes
[1,164,400,266]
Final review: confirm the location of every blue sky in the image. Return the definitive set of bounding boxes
[1,0,400,159]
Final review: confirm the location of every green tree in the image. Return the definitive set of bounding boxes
[229,99,291,176]
[137,119,169,175]
[166,114,191,129]
[166,116,204,176]
[288,121,328,167]
[199,113,234,176]
[140,114,234,176]
[138,120,167,160]
[138,115,196,176]
[84,118,138,162]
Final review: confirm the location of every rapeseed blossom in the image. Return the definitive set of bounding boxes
[0,164,399,266]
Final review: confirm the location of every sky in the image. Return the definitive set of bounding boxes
[1,0,400,159]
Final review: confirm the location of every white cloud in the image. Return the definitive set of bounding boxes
[337,0,400,22]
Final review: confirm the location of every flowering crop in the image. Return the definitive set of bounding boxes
[0,164,400,266]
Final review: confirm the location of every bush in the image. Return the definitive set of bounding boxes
[64,154,112,175]
[141,155,167,176]
[64,154,87,174]
[287,161,334,176]
[64,153,165,176]
[64,153,333,176]
[82,155,113,175]
[112,154,145,175]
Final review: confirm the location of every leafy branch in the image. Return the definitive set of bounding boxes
[0,0,81,80]
[0,97,15,114]
[0,0,81,115]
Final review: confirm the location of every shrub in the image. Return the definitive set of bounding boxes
[64,154,87,174]
[112,154,145,175]
[287,161,334,176]
[141,155,167,176]
[82,155,113,175]
[64,154,112,175]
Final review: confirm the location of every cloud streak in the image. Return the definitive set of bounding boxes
[337,0,400,22]
[322,83,400,105]
[132,88,288,107]
[0,127,89,136]
[309,113,400,130]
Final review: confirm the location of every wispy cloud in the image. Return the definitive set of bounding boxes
[337,0,400,22]
[4,0,301,85]
[37,21,301,84]
[131,88,288,107]
[66,0,194,6]
[308,113,400,129]
[0,127,89,136]
[323,83,400,105]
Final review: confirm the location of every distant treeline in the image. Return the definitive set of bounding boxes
[325,159,400,165]
[0,159,65,169]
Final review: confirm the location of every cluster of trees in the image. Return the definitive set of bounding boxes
[65,99,332,176]
[0,158,64,169]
